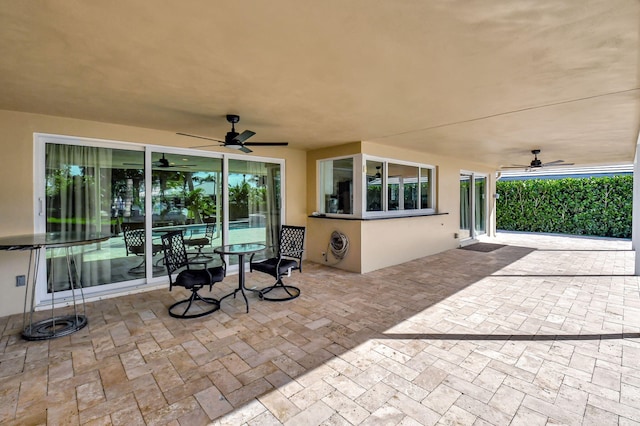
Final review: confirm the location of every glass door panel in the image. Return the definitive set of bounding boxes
[150,152,223,278]
[459,174,471,240]
[474,176,486,234]
[228,159,281,266]
[45,143,145,294]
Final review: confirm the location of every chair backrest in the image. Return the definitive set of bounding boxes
[161,230,189,277]
[204,223,215,239]
[123,228,145,255]
[279,225,305,263]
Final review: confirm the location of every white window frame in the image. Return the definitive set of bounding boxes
[316,155,362,217]
[33,132,285,308]
[460,169,488,240]
[316,154,437,219]
[362,155,436,218]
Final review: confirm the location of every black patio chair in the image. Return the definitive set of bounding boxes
[249,225,305,301]
[185,223,215,260]
[123,227,163,274]
[161,230,225,318]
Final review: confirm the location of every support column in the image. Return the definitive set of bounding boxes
[633,135,640,275]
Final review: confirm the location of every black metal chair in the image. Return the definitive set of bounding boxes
[123,228,163,274]
[161,230,226,318]
[249,225,305,301]
[185,223,215,260]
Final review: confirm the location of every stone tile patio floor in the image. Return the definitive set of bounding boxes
[1,231,640,425]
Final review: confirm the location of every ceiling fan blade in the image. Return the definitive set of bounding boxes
[542,160,565,165]
[243,142,289,147]
[544,162,574,167]
[177,132,224,142]
[233,130,256,144]
[501,165,529,169]
[239,146,253,153]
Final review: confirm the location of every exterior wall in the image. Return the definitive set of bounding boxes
[0,109,307,317]
[307,218,361,273]
[306,141,497,273]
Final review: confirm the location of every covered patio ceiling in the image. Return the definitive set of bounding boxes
[0,1,639,169]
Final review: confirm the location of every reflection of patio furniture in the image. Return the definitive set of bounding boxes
[153,210,187,225]
[161,230,225,318]
[123,228,163,274]
[185,223,215,260]
[249,225,305,301]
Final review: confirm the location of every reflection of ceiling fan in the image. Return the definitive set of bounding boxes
[502,149,574,171]
[177,114,289,153]
[124,153,194,168]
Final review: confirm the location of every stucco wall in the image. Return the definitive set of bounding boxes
[306,141,497,273]
[0,109,307,317]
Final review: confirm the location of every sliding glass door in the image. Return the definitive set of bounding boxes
[44,143,146,297]
[37,134,284,306]
[459,172,487,242]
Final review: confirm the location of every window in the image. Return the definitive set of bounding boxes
[318,155,436,217]
[366,159,383,212]
[318,157,353,215]
[388,163,418,210]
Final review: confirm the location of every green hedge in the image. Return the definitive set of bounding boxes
[496,175,632,238]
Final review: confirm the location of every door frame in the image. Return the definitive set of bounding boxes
[459,170,488,245]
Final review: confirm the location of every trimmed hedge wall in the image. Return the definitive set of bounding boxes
[496,175,632,238]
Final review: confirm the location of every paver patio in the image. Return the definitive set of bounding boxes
[1,231,639,425]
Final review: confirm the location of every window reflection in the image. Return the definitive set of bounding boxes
[319,158,353,214]
[149,153,223,278]
[366,160,383,211]
[227,159,282,265]
[388,163,418,211]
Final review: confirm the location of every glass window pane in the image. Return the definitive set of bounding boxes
[150,152,223,278]
[387,163,418,211]
[475,176,486,233]
[228,159,281,264]
[319,158,353,214]
[366,160,383,211]
[45,144,147,291]
[420,167,432,209]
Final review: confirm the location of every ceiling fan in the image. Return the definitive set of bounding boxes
[124,153,194,168]
[177,114,289,153]
[502,149,574,171]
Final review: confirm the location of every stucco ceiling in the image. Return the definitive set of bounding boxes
[0,1,639,169]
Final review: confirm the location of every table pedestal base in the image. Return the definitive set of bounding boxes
[22,314,88,341]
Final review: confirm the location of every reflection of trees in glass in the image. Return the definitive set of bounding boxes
[404,183,417,209]
[228,179,267,220]
[185,188,215,223]
[111,168,144,213]
[229,181,250,220]
[46,166,96,219]
[150,171,218,223]
[366,183,381,211]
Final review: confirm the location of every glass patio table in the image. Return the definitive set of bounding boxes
[215,243,266,313]
[0,231,109,340]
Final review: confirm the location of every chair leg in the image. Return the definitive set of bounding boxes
[188,246,213,261]
[258,278,300,302]
[169,289,220,318]
[128,257,146,274]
